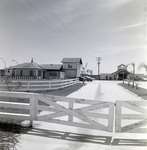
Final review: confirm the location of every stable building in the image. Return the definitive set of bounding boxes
[100,64,132,80]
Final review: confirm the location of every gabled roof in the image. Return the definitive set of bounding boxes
[12,62,41,69]
[117,64,126,67]
[40,64,63,70]
[61,58,82,64]
[112,69,132,75]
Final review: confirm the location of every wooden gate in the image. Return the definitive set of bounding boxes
[115,101,147,133]
[37,94,114,132]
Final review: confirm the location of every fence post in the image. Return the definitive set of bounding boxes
[68,102,73,122]
[108,102,114,132]
[61,80,63,89]
[49,81,51,90]
[28,81,30,91]
[30,94,38,127]
[115,101,122,133]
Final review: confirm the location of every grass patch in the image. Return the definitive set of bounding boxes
[119,83,147,100]
[0,121,31,150]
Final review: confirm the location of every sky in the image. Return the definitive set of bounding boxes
[0,0,147,74]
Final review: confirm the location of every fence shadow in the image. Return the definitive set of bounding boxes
[27,128,112,145]
[24,128,147,146]
[111,138,147,146]
[25,128,147,147]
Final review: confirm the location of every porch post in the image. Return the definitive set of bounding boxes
[36,70,38,78]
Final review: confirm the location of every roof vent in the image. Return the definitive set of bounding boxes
[31,58,33,63]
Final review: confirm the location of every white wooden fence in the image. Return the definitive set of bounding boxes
[0,91,114,132]
[0,91,147,133]
[115,101,147,133]
[0,78,79,92]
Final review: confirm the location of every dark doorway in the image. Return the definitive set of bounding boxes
[43,71,45,79]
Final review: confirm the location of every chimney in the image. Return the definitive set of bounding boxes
[31,58,33,63]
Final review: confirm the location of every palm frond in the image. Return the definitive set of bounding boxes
[138,63,147,72]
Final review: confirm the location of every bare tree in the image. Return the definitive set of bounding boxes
[81,63,88,74]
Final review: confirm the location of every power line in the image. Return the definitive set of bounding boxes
[91,64,97,70]
[13,0,88,52]
[26,0,73,42]
[38,0,96,56]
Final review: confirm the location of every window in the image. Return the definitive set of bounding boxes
[20,70,23,76]
[68,64,72,69]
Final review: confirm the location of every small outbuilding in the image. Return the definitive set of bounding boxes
[61,58,83,78]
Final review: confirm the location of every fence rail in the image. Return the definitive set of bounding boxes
[115,101,147,133]
[0,91,114,132]
[0,91,147,133]
[0,78,79,92]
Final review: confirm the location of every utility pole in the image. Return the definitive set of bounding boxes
[96,57,101,80]
[132,63,135,88]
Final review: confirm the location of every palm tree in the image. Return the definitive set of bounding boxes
[138,62,147,74]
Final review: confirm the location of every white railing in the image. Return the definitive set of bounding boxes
[115,101,147,133]
[0,91,36,126]
[0,91,114,132]
[0,91,147,133]
[0,78,79,92]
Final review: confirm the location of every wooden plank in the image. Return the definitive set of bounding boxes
[38,107,109,120]
[122,102,147,115]
[68,102,73,122]
[83,112,108,119]
[121,119,147,132]
[108,103,114,132]
[0,112,30,120]
[40,94,105,104]
[30,94,38,122]
[38,105,56,112]
[115,102,122,133]
[38,95,108,131]
[122,114,147,119]
[0,91,33,98]
[77,102,109,112]
[38,109,109,120]
[38,118,108,132]
[0,101,30,110]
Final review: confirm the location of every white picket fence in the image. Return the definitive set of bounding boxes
[0,78,79,92]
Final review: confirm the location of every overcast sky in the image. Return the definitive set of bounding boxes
[0,0,147,74]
